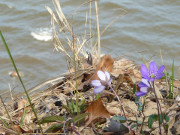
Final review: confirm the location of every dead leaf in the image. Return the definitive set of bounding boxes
[0,128,5,135]
[18,99,27,117]
[112,58,133,77]
[85,98,110,126]
[144,101,165,117]
[78,54,114,90]
[92,54,114,80]
[10,125,32,134]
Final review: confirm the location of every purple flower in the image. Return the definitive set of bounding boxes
[136,79,151,97]
[141,61,165,81]
[91,70,112,94]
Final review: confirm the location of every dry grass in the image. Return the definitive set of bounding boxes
[45,0,127,67]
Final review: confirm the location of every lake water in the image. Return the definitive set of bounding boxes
[0,0,180,94]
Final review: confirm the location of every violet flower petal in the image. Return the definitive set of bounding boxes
[108,78,112,85]
[155,65,165,79]
[140,87,148,93]
[136,91,147,97]
[141,79,150,87]
[93,85,106,94]
[138,82,147,88]
[141,64,149,79]
[97,71,106,81]
[91,80,101,87]
[155,73,164,79]
[104,71,110,80]
[138,79,150,88]
[149,61,157,74]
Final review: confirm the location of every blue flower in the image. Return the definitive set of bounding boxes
[136,79,151,97]
[141,61,165,82]
[91,70,112,94]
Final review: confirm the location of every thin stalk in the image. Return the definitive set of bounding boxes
[0,96,13,126]
[0,31,43,134]
[152,85,167,134]
[95,0,101,59]
[20,103,27,128]
[169,59,174,99]
[152,82,162,135]
[72,32,79,114]
[89,0,92,48]
[96,93,101,100]
[109,86,131,133]
[140,96,146,133]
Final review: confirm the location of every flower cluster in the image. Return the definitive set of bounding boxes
[91,70,112,94]
[91,61,165,97]
[137,61,165,97]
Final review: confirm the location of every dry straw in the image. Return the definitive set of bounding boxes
[46,0,127,66]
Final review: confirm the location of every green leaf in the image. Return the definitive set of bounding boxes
[164,123,169,132]
[137,120,142,124]
[78,99,85,106]
[164,115,170,122]
[72,113,88,124]
[112,116,126,123]
[45,123,63,133]
[133,84,136,94]
[153,114,159,121]
[96,93,101,100]
[138,106,142,111]
[131,123,137,129]
[39,116,65,124]
[148,115,155,129]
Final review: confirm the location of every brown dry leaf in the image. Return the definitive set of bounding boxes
[0,128,5,135]
[107,100,138,117]
[78,127,95,135]
[112,58,133,77]
[10,125,28,134]
[144,101,165,117]
[78,54,114,90]
[85,98,110,126]
[92,54,114,80]
[107,101,122,115]
[18,99,27,117]
[17,99,33,125]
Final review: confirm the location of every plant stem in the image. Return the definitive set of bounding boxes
[140,96,146,133]
[72,31,79,114]
[109,85,131,133]
[153,89,167,134]
[95,0,101,59]
[0,31,43,134]
[152,82,162,135]
[0,96,13,126]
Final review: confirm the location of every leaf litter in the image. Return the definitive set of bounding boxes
[0,54,179,134]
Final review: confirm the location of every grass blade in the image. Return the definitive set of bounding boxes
[20,103,27,128]
[0,96,13,126]
[169,59,174,99]
[171,58,174,96]
[0,31,43,134]
[0,116,9,128]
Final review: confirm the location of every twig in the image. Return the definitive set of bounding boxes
[153,81,167,135]
[0,96,13,126]
[109,86,131,133]
[152,82,163,135]
[94,0,101,59]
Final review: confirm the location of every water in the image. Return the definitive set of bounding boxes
[0,0,180,93]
